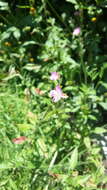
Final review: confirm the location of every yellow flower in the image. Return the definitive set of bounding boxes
[91,17,97,22]
[4,42,12,46]
[29,58,34,62]
[30,7,36,15]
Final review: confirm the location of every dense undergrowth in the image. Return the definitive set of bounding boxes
[0,0,107,189]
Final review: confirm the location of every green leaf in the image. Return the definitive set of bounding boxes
[17,123,33,132]
[0,179,8,187]
[0,162,13,170]
[1,31,11,40]
[91,147,100,154]
[44,110,56,121]
[13,29,20,40]
[16,5,30,8]
[0,1,9,10]
[78,175,91,186]
[9,179,18,190]
[37,138,48,157]
[99,62,107,78]
[84,137,91,149]
[0,2,8,6]
[63,86,73,91]
[93,127,106,134]
[66,0,77,4]
[0,72,7,80]
[69,147,78,170]
[27,111,38,124]
[97,81,107,89]
[22,41,36,46]
[3,73,22,81]
[48,151,58,170]
[1,27,20,41]
[99,102,107,110]
[64,108,72,113]
[23,64,41,72]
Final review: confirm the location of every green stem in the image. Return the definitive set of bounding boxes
[79,9,87,84]
[79,36,87,84]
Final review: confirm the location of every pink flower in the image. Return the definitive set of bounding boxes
[50,72,60,81]
[12,136,27,144]
[50,85,68,102]
[73,27,81,36]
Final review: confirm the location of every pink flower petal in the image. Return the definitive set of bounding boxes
[73,27,81,36]
[12,136,27,144]
[50,90,56,97]
[55,85,62,95]
[50,89,61,102]
[50,72,60,80]
[50,85,68,102]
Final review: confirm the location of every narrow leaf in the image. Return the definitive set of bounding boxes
[66,0,77,4]
[69,147,78,170]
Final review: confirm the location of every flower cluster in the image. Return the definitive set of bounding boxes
[49,72,68,102]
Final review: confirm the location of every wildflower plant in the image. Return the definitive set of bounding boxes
[0,0,107,190]
[50,85,68,102]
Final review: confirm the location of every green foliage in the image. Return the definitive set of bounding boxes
[0,0,107,189]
